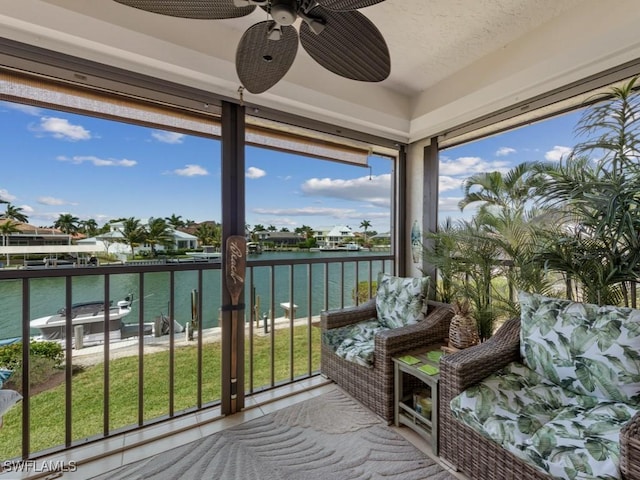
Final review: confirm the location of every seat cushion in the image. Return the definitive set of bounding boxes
[375,273,429,329]
[519,291,640,406]
[524,401,638,480]
[451,360,638,480]
[322,318,389,367]
[450,362,598,461]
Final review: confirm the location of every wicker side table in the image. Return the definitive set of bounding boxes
[392,345,443,455]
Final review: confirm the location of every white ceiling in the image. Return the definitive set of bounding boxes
[1,0,640,143]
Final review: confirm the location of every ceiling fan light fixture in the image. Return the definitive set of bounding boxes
[270,0,298,26]
[267,23,283,41]
[298,11,326,35]
[112,0,390,94]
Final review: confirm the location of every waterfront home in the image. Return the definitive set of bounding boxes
[254,230,304,248]
[0,1,639,478]
[77,220,198,257]
[0,220,71,247]
[313,226,355,249]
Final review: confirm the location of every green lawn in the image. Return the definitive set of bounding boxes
[0,325,321,459]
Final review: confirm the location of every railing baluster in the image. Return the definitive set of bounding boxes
[138,273,145,426]
[307,263,312,375]
[0,253,392,459]
[169,271,175,417]
[247,266,254,393]
[269,266,275,388]
[65,276,73,447]
[21,278,30,459]
[289,265,294,382]
[103,274,110,436]
[197,270,203,409]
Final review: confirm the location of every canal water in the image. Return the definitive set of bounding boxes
[0,251,391,341]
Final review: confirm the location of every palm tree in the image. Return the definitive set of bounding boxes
[121,217,145,258]
[79,219,99,237]
[145,217,173,256]
[0,219,20,266]
[360,219,372,244]
[3,203,28,223]
[54,213,80,236]
[458,162,540,214]
[194,223,215,247]
[165,213,185,230]
[532,77,640,305]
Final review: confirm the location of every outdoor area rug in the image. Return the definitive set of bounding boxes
[90,388,456,480]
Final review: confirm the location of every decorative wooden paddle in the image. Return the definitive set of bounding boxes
[225,235,246,412]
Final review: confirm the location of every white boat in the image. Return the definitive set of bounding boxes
[185,245,222,260]
[30,294,136,343]
[318,242,361,252]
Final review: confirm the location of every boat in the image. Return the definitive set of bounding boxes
[30,293,137,343]
[247,242,262,254]
[185,245,222,261]
[318,242,361,252]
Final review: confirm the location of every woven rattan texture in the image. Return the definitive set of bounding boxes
[115,0,256,19]
[300,8,390,82]
[439,317,640,480]
[320,299,453,423]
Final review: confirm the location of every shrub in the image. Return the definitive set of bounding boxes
[0,341,64,370]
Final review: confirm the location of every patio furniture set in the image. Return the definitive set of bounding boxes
[320,275,640,480]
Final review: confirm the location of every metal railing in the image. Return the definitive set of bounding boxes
[0,253,392,461]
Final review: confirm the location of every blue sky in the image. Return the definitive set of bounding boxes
[440,109,584,221]
[0,100,585,233]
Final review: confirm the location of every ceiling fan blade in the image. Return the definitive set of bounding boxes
[236,22,298,94]
[300,7,390,82]
[113,0,255,19]
[314,0,386,12]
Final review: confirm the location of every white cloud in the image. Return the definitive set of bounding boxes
[254,206,356,217]
[439,156,510,176]
[1,101,41,116]
[173,164,209,176]
[438,196,464,212]
[545,145,572,161]
[253,208,389,225]
[247,167,266,179]
[439,175,464,192]
[301,173,391,208]
[496,147,516,156]
[151,131,185,144]
[0,189,17,202]
[37,196,78,206]
[33,117,92,141]
[57,155,136,167]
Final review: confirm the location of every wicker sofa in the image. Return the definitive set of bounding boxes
[320,297,453,423]
[439,292,640,480]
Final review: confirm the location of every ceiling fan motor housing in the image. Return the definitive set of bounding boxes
[270,0,299,26]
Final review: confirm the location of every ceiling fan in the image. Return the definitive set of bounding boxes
[113,0,390,94]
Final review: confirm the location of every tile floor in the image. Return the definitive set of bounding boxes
[1,377,465,480]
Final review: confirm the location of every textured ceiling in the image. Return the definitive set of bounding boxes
[39,0,584,96]
[2,0,640,142]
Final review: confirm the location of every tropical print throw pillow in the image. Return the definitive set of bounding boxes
[375,273,429,329]
[519,291,640,406]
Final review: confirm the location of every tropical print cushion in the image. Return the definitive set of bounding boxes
[525,401,638,480]
[375,273,429,329]
[450,361,598,460]
[321,318,389,367]
[451,361,635,480]
[0,369,13,389]
[519,291,640,405]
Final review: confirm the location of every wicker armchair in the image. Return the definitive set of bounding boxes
[320,298,453,423]
[439,316,640,480]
